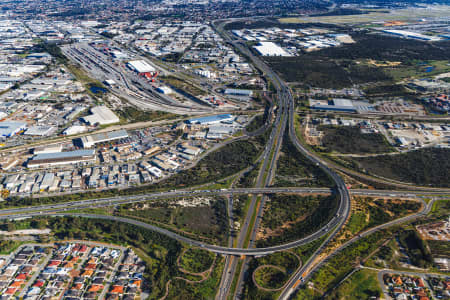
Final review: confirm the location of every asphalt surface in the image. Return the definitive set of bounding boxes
[212,19,350,299]
[2,187,446,217]
[278,198,437,300]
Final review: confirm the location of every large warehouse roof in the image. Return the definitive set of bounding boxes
[0,121,27,137]
[253,42,291,57]
[81,129,128,148]
[32,149,95,161]
[82,106,120,125]
[127,60,155,73]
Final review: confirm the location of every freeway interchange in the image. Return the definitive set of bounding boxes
[5,18,449,300]
[0,188,442,255]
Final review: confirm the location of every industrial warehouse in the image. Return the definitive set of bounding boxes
[127,60,156,74]
[187,114,235,125]
[27,149,96,168]
[80,129,129,148]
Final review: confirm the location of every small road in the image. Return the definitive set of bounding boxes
[375,268,447,300]
[278,197,438,299]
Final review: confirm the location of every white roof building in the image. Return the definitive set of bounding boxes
[25,125,56,136]
[127,60,155,73]
[82,106,120,125]
[63,125,87,135]
[80,129,128,148]
[148,166,162,178]
[0,121,27,137]
[253,42,292,57]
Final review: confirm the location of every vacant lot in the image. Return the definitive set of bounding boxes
[179,248,215,273]
[274,134,333,187]
[348,148,450,187]
[347,197,421,235]
[319,125,394,154]
[265,33,450,88]
[257,194,338,247]
[325,269,382,300]
[117,198,228,245]
[243,251,300,298]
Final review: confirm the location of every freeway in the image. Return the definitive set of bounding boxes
[277,196,438,300]
[0,193,431,258]
[1,187,447,217]
[215,18,353,299]
[213,19,449,300]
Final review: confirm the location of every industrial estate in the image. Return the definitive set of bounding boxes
[0,0,448,299]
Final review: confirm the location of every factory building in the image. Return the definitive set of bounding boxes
[63,125,88,135]
[309,99,375,113]
[24,125,57,136]
[82,106,120,125]
[224,88,253,99]
[253,42,291,57]
[127,60,156,74]
[187,114,234,125]
[0,121,27,137]
[381,30,442,42]
[27,149,96,168]
[33,144,63,154]
[80,129,128,148]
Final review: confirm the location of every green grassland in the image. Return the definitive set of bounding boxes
[346,197,421,235]
[168,257,225,299]
[317,125,395,154]
[385,60,450,81]
[246,114,265,132]
[367,228,433,270]
[427,240,450,258]
[254,267,286,290]
[363,83,414,98]
[242,251,300,299]
[0,240,26,255]
[179,248,215,273]
[324,269,382,300]
[116,106,177,123]
[310,230,390,293]
[161,75,206,97]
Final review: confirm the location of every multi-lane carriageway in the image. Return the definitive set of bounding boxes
[0,187,447,256]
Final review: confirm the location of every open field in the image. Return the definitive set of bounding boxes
[318,126,395,155]
[279,5,450,24]
[116,106,176,123]
[179,248,215,274]
[242,251,300,299]
[310,230,390,292]
[273,133,333,187]
[256,193,338,247]
[385,60,450,81]
[265,32,450,88]
[325,269,382,300]
[346,197,422,235]
[115,197,229,245]
[346,148,450,188]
